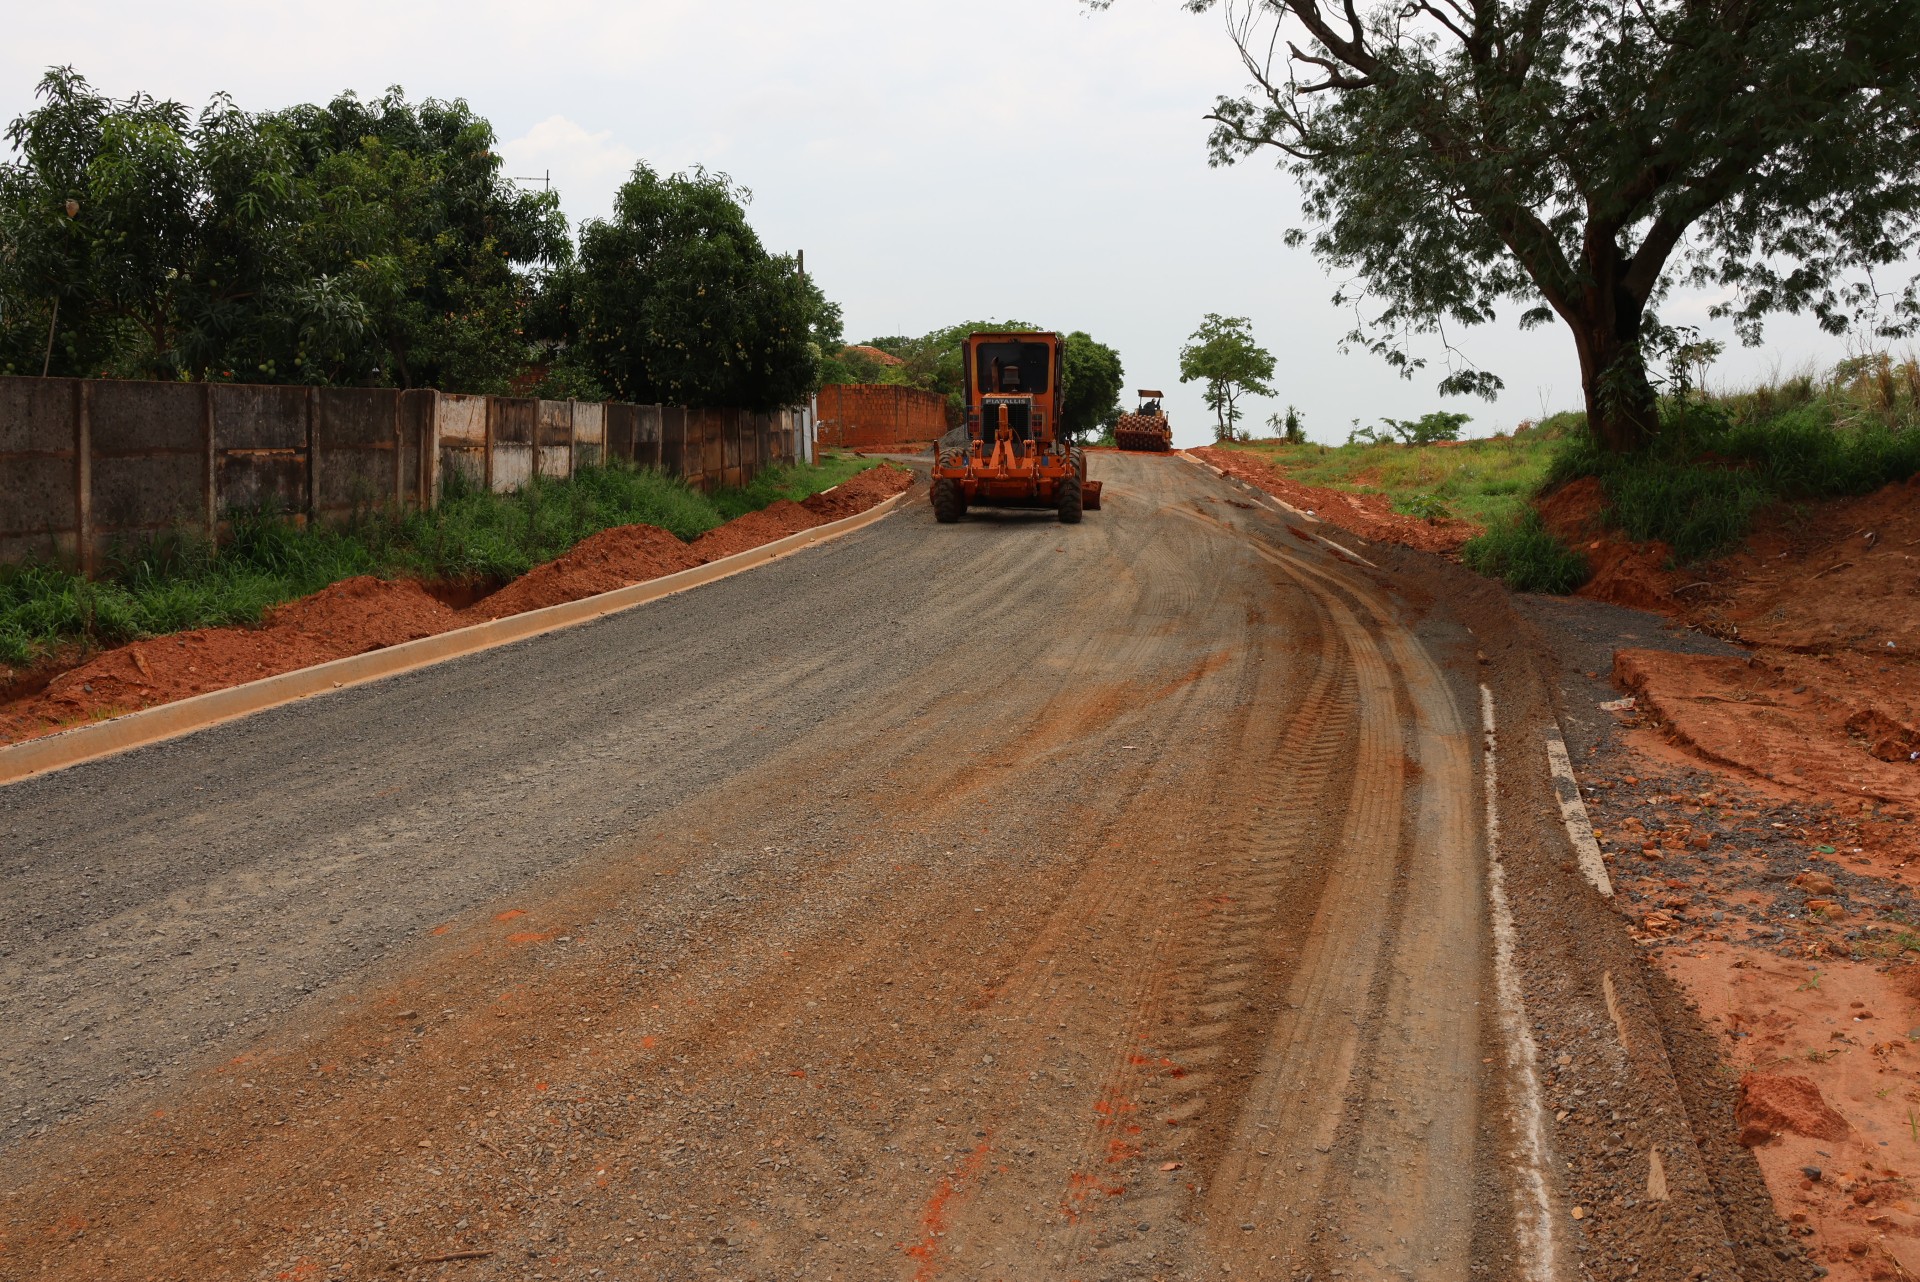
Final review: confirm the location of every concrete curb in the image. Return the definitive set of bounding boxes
[0,489,911,787]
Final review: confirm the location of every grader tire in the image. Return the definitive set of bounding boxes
[931,478,965,524]
[1056,473,1084,525]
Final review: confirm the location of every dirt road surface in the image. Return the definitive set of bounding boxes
[0,455,1791,1280]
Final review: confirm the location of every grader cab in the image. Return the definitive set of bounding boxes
[929,331,1103,524]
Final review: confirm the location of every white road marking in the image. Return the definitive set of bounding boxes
[1314,535,1379,568]
[1482,685,1562,1282]
[1544,727,1614,896]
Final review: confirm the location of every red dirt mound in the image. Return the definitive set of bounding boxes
[1186,446,1481,554]
[1,577,463,744]
[689,500,825,561]
[267,575,462,645]
[800,464,913,522]
[1736,1072,1852,1144]
[468,525,704,621]
[1536,476,1683,613]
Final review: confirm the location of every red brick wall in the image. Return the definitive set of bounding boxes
[815,384,949,450]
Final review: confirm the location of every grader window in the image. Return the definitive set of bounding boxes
[975,342,1052,395]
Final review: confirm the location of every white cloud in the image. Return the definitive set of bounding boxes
[496,116,641,226]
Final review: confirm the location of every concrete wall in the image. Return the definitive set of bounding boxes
[815,384,949,451]
[0,376,810,571]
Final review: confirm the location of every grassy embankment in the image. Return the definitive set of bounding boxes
[0,453,876,668]
[1223,359,1920,593]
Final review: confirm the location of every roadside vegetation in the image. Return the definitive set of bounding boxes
[0,454,875,668]
[1224,416,1567,529]
[1221,356,1920,592]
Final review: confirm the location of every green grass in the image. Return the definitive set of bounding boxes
[1461,510,1590,594]
[1223,416,1572,529]
[709,453,873,521]
[0,453,877,669]
[1546,389,1920,562]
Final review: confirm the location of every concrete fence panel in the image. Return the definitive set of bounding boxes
[88,381,207,560]
[436,392,487,496]
[316,387,401,520]
[489,397,536,493]
[210,383,308,525]
[660,406,685,477]
[536,399,573,480]
[602,403,634,465]
[571,400,604,471]
[0,377,80,565]
[633,405,661,470]
[0,375,814,570]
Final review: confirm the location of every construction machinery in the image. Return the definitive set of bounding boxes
[1113,389,1173,452]
[930,331,1103,524]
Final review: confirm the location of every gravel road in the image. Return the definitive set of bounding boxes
[0,453,1789,1281]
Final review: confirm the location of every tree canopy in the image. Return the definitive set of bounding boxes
[1,68,845,410]
[569,165,840,411]
[1179,313,1276,441]
[0,69,569,388]
[1151,0,1920,450]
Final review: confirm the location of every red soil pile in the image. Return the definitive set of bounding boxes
[1186,446,1481,554]
[0,467,913,749]
[467,525,704,621]
[1736,1073,1852,1145]
[799,463,913,521]
[1616,648,1919,813]
[689,500,824,560]
[0,577,463,744]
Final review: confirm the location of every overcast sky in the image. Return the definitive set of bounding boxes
[4,0,1899,445]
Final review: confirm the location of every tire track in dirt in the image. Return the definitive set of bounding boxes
[0,455,1513,1282]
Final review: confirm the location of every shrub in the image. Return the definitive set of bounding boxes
[1462,511,1590,593]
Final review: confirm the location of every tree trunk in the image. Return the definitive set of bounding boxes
[1569,285,1658,452]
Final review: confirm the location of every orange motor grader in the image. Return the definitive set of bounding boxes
[929,330,1102,524]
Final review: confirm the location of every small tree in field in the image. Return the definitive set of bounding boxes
[1127,0,1920,452]
[1180,313,1276,441]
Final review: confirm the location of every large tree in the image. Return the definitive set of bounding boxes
[1146,0,1920,450]
[572,165,835,410]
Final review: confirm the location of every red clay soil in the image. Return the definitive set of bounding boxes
[1547,469,1920,1278]
[688,499,825,560]
[468,524,704,621]
[1536,471,1920,818]
[798,462,912,521]
[0,467,914,748]
[1186,445,1481,554]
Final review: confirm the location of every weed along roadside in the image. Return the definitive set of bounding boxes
[0,460,911,747]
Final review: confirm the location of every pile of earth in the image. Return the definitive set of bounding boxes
[0,465,914,747]
[1185,445,1481,554]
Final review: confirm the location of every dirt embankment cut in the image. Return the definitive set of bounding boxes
[0,465,913,747]
[1537,472,1920,820]
[1186,445,1481,554]
[1536,469,1920,1278]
